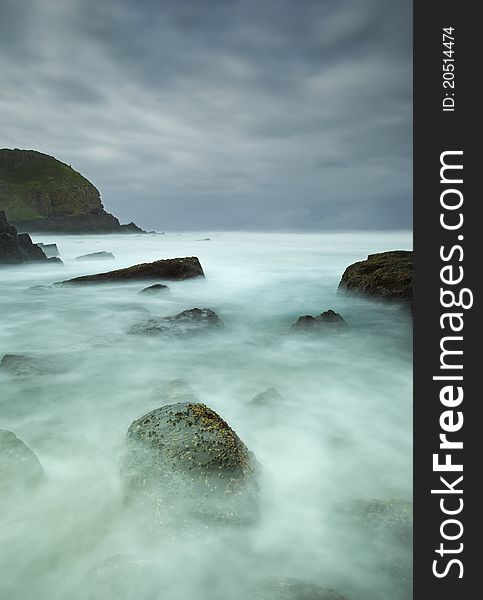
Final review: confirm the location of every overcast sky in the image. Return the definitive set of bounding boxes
[1,0,412,231]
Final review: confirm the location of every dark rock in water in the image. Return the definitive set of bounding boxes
[120,222,145,234]
[139,283,169,294]
[292,309,347,331]
[0,354,63,377]
[58,256,204,284]
[120,402,259,525]
[47,257,63,265]
[129,307,223,336]
[197,238,211,241]
[338,250,413,303]
[0,149,144,233]
[0,429,44,496]
[249,578,348,600]
[0,211,48,264]
[37,242,59,257]
[90,555,160,600]
[75,251,115,261]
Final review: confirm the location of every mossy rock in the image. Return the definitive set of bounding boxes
[338,251,413,303]
[120,402,259,525]
[59,257,204,285]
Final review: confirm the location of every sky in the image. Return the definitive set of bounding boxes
[0,0,412,231]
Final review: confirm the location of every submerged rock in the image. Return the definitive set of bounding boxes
[249,388,284,409]
[90,555,160,600]
[0,354,64,377]
[139,283,169,294]
[0,211,47,264]
[157,379,198,403]
[249,578,348,600]
[338,251,413,303]
[344,499,412,596]
[0,429,44,496]
[129,307,223,336]
[37,242,60,257]
[120,402,259,525]
[25,284,52,294]
[58,256,204,284]
[292,309,347,331]
[75,251,115,261]
[348,498,412,547]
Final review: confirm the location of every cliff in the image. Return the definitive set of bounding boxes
[0,149,144,233]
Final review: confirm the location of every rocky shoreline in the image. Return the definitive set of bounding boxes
[0,239,413,600]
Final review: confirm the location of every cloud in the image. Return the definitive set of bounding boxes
[0,0,412,230]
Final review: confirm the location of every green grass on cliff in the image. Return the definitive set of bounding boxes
[0,149,101,220]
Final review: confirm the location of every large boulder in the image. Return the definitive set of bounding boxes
[0,149,144,233]
[292,309,347,331]
[0,210,47,264]
[58,257,204,284]
[129,307,223,336]
[120,402,259,525]
[0,429,44,496]
[249,578,348,600]
[338,251,413,303]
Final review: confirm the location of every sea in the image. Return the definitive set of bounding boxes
[0,231,413,600]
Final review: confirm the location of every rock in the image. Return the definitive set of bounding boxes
[197,238,211,241]
[249,578,348,600]
[58,256,204,284]
[120,222,145,234]
[37,242,60,257]
[292,309,347,331]
[0,429,44,496]
[0,354,63,377]
[139,283,169,294]
[90,555,160,600]
[338,250,413,303]
[344,499,412,596]
[26,284,52,294]
[75,251,115,261]
[0,211,48,264]
[249,388,284,409]
[120,402,259,525]
[129,307,223,336]
[0,149,144,233]
[347,498,412,548]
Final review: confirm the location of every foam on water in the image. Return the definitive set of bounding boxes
[0,231,412,600]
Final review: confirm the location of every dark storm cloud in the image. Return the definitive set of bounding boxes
[0,0,412,230]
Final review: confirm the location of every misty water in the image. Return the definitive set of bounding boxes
[0,231,412,600]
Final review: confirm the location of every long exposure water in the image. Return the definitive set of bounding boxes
[0,231,412,600]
